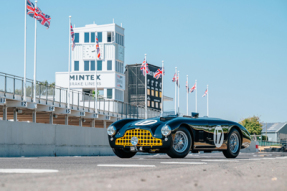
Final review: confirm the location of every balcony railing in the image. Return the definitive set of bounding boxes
[0,72,160,119]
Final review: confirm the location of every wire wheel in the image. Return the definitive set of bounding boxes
[173,131,189,153]
[230,133,239,154]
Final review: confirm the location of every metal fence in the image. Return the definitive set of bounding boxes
[252,133,287,146]
[257,141,282,146]
[0,72,161,119]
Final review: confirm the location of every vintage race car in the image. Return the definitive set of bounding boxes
[107,113,251,158]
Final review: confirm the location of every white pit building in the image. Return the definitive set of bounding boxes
[56,22,125,101]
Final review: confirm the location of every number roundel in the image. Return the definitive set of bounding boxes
[135,120,158,126]
[214,125,224,148]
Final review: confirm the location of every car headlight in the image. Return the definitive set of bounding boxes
[161,125,171,136]
[107,126,116,136]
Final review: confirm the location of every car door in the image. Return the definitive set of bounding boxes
[192,119,213,149]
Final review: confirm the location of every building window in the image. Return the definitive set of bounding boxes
[107,32,114,42]
[147,89,150,95]
[160,92,162,98]
[155,102,158,108]
[97,60,102,71]
[107,89,112,99]
[155,91,158,97]
[147,101,150,107]
[91,32,95,43]
[97,32,102,42]
[151,90,154,96]
[151,101,154,107]
[116,33,118,44]
[107,60,112,70]
[75,33,79,43]
[107,32,112,42]
[84,32,89,43]
[84,61,89,71]
[116,61,124,73]
[74,61,79,71]
[91,61,95,71]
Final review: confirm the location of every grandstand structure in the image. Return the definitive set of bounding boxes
[0,72,160,128]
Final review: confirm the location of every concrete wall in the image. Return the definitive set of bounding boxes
[241,141,258,153]
[0,120,114,157]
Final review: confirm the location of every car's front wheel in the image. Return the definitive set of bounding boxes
[113,148,137,158]
[223,128,241,158]
[167,127,191,158]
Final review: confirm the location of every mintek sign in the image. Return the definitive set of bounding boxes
[69,75,101,87]
[70,75,101,81]
[59,73,125,90]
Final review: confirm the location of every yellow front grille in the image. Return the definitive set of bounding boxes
[115,129,162,147]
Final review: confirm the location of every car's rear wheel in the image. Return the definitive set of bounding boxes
[223,128,241,158]
[113,148,137,158]
[167,127,191,158]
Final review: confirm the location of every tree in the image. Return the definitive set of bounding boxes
[239,116,263,135]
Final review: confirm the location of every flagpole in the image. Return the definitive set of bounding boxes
[68,16,71,109]
[24,0,27,101]
[195,79,197,113]
[177,70,180,115]
[33,1,38,103]
[186,75,188,115]
[207,84,209,117]
[95,34,98,115]
[161,60,164,116]
[174,67,177,115]
[145,54,147,119]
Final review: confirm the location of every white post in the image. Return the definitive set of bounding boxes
[177,70,180,115]
[174,67,177,115]
[95,34,98,114]
[207,84,209,117]
[145,54,147,119]
[186,75,188,115]
[195,79,197,112]
[68,16,71,108]
[33,1,38,103]
[161,60,164,116]
[24,0,27,101]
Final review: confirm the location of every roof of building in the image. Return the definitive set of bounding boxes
[163,96,173,101]
[261,123,287,133]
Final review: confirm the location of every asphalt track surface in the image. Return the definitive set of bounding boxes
[0,152,287,191]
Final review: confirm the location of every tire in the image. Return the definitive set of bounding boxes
[223,128,241,158]
[113,148,137,158]
[167,127,192,158]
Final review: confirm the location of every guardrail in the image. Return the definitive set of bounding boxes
[0,72,160,119]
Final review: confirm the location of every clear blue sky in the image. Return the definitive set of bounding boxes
[0,0,286,122]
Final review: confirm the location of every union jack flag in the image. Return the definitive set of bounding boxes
[27,1,51,29]
[154,67,164,79]
[172,73,177,82]
[70,24,75,51]
[34,7,42,20]
[27,0,36,18]
[96,35,100,59]
[140,58,149,76]
[186,81,189,92]
[202,89,208,97]
[176,76,179,87]
[190,83,196,93]
[37,13,51,29]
